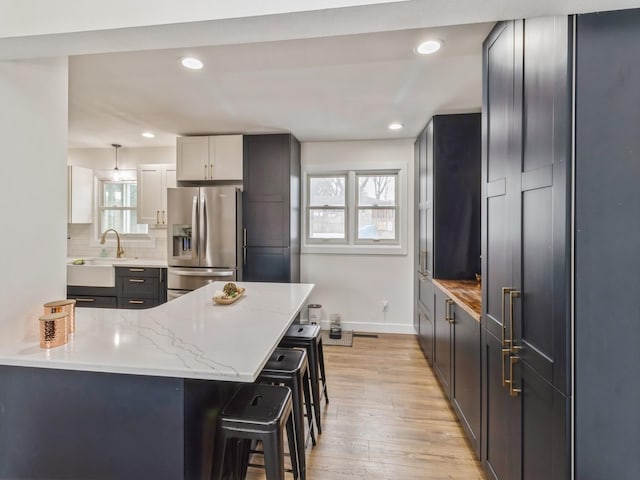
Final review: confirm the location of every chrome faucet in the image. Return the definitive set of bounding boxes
[100,228,125,258]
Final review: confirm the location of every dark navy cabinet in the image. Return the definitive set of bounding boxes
[67,267,167,310]
[432,286,452,397]
[66,286,117,308]
[414,113,482,457]
[481,16,570,480]
[574,9,640,479]
[116,266,167,309]
[432,282,482,458]
[451,304,481,457]
[414,114,481,363]
[242,134,300,283]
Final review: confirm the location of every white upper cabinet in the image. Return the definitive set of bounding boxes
[68,165,94,224]
[176,135,243,181]
[177,136,209,180]
[137,164,177,226]
[211,135,243,180]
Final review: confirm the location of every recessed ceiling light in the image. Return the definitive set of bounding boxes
[141,132,155,139]
[179,57,203,70]
[388,122,404,131]
[416,40,443,55]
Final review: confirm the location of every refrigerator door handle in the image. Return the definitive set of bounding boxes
[200,192,208,264]
[243,228,247,265]
[169,268,235,277]
[192,194,199,260]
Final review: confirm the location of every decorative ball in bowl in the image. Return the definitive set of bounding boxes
[212,282,245,305]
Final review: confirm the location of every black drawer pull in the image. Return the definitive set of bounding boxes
[75,298,95,302]
[129,268,145,272]
[128,300,145,305]
[128,279,145,283]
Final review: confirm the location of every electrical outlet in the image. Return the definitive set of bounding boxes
[382,300,389,312]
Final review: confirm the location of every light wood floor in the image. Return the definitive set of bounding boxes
[248,333,486,480]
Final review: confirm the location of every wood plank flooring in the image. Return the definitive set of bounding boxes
[247,333,486,480]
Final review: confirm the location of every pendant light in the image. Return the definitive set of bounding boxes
[111,143,121,181]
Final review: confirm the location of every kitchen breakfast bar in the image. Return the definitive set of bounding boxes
[0,281,314,480]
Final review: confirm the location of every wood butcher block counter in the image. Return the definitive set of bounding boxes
[432,279,481,322]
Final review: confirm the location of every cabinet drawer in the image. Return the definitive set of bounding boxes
[118,297,160,310]
[69,295,117,308]
[116,267,162,278]
[118,277,159,298]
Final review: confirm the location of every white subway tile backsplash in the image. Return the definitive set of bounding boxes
[67,224,167,261]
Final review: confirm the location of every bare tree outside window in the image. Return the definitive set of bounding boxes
[308,175,346,240]
[306,171,399,245]
[358,175,393,203]
[357,174,397,240]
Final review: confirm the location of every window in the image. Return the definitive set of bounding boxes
[99,180,147,235]
[356,173,397,241]
[308,175,347,241]
[305,170,400,250]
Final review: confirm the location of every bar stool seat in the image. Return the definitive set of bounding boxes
[259,348,316,480]
[212,384,298,480]
[279,324,329,435]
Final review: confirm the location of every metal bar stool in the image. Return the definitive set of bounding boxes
[212,384,298,480]
[279,324,329,435]
[258,348,316,480]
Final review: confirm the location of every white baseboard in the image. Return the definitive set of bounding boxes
[308,320,415,335]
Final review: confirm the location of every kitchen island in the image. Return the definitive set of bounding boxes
[0,281,314,480]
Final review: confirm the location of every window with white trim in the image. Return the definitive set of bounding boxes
[98,180,148,235]
[356,173,397,242]
[306,170,399,246]
[307,175,347,241]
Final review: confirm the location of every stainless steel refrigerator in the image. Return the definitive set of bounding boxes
[166,186,242,300]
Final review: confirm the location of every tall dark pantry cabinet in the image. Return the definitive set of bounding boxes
[415,115,481,364]
[482,10,640,480]
[482,17,570,480]
[242,134,301,283]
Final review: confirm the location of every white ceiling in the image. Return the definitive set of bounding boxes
[58,0,640,148]
[68,22,493,147]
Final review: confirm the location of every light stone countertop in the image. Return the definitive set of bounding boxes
[113,258,168,268]
[0,282,314,382]
[67,257,168,268]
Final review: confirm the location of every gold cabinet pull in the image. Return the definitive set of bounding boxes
[509,290,521,354]
[129,268,145,272]
[75,298,95,302]
[204,164,208,179]
[162,210,166,224]
[128,279,145,283]
[210,164,214,179]
[156,210,160,224]
[445,298,455,324]
[509,355,522,397]
[501,287,512,349]
[502,348,511,387]
[419,249,428,276]
[128,300,144,305]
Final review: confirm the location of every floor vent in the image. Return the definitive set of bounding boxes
[353,332,379,338]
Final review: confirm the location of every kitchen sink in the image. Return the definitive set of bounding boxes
[82,258,134,266]
[66,257,135,287]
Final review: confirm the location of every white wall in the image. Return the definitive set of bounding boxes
[67,146,176,260]
[301,139,414,333]
[68,146,175,170]
[0,58,68,325]
[0,0,402,38]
